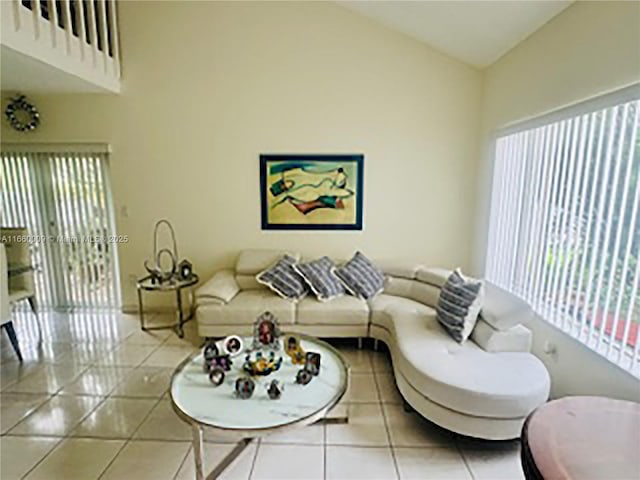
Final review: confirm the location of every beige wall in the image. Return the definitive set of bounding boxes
[1,1,482,309]
[474,0,640,401]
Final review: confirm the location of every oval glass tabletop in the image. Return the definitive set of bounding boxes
[170,335,348,433]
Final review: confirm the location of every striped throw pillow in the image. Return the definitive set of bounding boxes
[256,254,308,301]
[436,269,484,343]
[334,252,384,300]
[293,257,344,302]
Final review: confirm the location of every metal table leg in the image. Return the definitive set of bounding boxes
[192,424,253,480]
[176,287,185,338]
[192,424,204,480]
[137,286,146,331]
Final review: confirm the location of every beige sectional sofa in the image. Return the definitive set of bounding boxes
[195,249,550,440]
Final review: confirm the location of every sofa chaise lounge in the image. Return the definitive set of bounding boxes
[195,249,550,440]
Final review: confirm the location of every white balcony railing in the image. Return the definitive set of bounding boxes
[1,0,121,93]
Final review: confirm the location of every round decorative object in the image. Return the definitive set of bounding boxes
[296,368,313,385]
[222,335,244,357]
[208,367,225,386]
[235,377,255,399]
[5,95,40,132]
[266,379,284,400]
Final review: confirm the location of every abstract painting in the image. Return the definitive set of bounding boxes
[260,154,364,230]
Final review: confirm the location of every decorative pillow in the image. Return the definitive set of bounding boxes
[334,251,384,300]
[436,269,484,343]
[256,254,307,301]
[293,257,344,302]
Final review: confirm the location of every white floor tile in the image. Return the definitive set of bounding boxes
[133,399,192,441]
[46,343,119,365]
[110,366,172,398]
[395,447,472,479]
[262,423,324,445]
[95,344,159,367]
[5,363,88,394]
[375,372,403,404]
[142,345,195,368]
[121,328,172,346]
[60,365,133,396]
[339,349,374,373]
[175,442,257,480]
[23,437,124,480]
[100,440,190,480]
[383,404,454,447]
[371,350,393,373]
[10,394,103,436]
[0,393,50,434]
[346,373,380,403]
[0,362,43,390]
[326,403,389,446]
[326,446,397,480]
[251,444,323,480]
[0,436,61,480]
[71,397,157,439]
[459,441,524,480]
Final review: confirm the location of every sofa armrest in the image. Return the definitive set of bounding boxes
[195,269,240,305]
[471,318,532,353]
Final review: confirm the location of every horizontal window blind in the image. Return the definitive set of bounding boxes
[486,96,640,375]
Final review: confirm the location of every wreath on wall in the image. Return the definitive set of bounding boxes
[4,95,40,132]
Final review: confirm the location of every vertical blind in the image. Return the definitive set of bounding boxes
[1,146,121,310]
[486,95,640,375]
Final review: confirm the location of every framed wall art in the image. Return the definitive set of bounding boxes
[260,154,364,230]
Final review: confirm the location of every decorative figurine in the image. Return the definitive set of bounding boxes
[284,334,305,365]
[304,352,321,376]
[204,341,219,360]
[204,355,233,372]
[144,219,180,284]
[296,368,313,385]
[209,367,225,386]
[243,350,283,376]
[235,377,255,399]
[178,259,193,280]
[266,379,284,400]
[223,335,244,357]
[203,341,220,372]
[252,312,281,350]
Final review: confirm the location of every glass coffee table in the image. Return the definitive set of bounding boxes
[170,335,349,480]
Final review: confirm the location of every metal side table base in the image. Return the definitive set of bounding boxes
[191,414,349,480]
[137,275,199,339]
[192,425,253,480]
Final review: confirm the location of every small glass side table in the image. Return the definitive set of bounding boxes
[136,274,199,338]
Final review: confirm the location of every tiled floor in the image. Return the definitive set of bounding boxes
[0,311,524,480]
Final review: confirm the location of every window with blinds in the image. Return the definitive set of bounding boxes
[486,89,640,375]
[1,145,121,310]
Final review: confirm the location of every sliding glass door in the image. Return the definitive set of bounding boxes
[0,145,121,310]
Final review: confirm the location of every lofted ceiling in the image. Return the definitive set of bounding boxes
[339,1,573,68]
[1,45,109,93]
